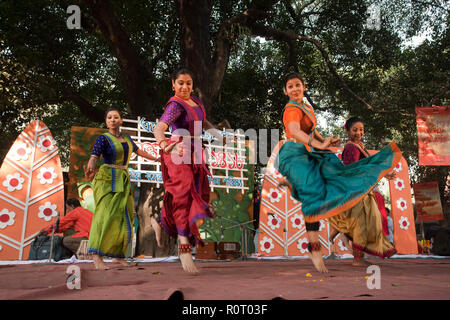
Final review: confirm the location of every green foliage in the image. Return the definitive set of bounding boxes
[69,128,105,182]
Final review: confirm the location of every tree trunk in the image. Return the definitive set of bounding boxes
[176,0,216,115]
[135,184,177,257]
[83,0,156,116]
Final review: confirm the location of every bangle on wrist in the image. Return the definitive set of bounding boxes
[307,133,314,147]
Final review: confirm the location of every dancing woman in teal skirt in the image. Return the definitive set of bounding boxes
[277,72,402,273]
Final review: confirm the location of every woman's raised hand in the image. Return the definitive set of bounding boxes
[330,136,341,146]
[320,136,341,149]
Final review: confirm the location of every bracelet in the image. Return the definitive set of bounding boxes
[307,133,314,147]
[307,242,321,252]
[178,243,191,254]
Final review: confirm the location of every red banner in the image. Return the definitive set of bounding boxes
[413,181,444,222]
[415,106,450,166]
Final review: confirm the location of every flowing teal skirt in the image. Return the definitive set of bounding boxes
[276,141,402,222]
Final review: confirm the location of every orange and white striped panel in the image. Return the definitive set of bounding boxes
[389,157,417,254]
[0,120,64,260]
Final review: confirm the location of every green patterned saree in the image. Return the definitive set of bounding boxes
[88,133,135,258]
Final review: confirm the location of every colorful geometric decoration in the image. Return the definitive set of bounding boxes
[258,141,417,257]
[388,156,418,254]
[0,120,64,260]
[258,141,340,257]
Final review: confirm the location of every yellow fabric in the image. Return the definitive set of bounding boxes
[328,191,396,258]
[104,163,127,170]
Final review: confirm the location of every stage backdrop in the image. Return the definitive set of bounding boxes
[413,181,444,222]
[67,126,107,208]
[416,106,450,166]
[0,120,65,260]
[200,140,256,254]
[258,141,418,257]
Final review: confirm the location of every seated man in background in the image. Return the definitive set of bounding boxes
[37,198,93,255]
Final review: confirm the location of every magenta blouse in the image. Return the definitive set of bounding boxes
[159,100,204,132]
[342,143,366,165]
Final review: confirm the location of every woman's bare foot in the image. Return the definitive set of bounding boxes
[352,249,369,266]
[306,231,328,273]
[150,217,163,248]
[112,258,137,267]
[308,251,328,273]
[93,254,109,270]
[178,236,199,274]
[352,258,371,267]
[179,253,199,274]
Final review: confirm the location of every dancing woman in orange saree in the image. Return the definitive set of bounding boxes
[276,73,402,272]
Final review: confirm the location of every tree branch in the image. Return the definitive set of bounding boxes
[248,24,298,68]
[243,20,409,115]
[297,0,317,14]
[297,35,406,114]
[282,0,298,21]
[212,9,273,101]
[250,0,284,11]
[304,92,326,111]
[149,18,177,72]
[82,0,152,116]
[61,87,105,122]
[410,0,447,10]
[282,1,322,34]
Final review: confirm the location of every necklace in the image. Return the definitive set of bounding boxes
[110,131,122,138]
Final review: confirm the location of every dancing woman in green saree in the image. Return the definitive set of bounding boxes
[85,107,161,270]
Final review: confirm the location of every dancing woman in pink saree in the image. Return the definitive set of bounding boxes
[153,68,220,274]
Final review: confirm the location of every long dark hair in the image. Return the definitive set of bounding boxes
[104,106,123,120]
[171,67,194,82]
[283,72,306,88]
[344,116,363,131]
